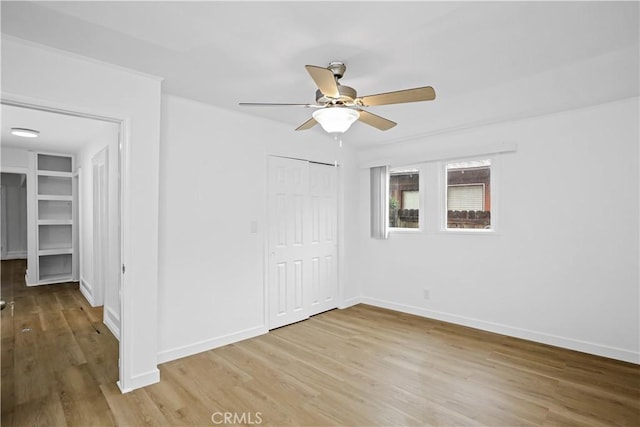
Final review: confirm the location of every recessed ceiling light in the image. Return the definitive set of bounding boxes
[10,128,40,138]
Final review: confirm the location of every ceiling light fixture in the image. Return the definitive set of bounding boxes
[312,108,359,134]
[11,128,40,138]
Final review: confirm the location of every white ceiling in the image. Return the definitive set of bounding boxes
[1,104,118,153]
[1,1,638,148]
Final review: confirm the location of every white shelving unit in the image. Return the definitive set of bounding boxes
[30,153,76,285]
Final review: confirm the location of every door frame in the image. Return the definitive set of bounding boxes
[1,184,6,259]
[0,98,127,389]
[264,155,340,329]
[92,147,109,307]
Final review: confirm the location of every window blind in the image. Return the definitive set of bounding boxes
[447,184,484,211]
[370,166,389,239]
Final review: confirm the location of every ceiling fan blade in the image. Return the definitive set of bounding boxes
[295,117,317,131]
[305,65,340,98]
[357,109,397,131]
[239,102,318,107]
[358,86,436,107]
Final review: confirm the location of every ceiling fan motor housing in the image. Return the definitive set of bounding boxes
[315,85,357,105]
[327,61,347,79]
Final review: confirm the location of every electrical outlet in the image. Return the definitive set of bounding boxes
[423,289,430,300]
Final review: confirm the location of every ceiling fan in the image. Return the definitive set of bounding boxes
[239,61,436,135]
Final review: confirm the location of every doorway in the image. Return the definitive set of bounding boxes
[267,156,339,329]
[0,101,123,391]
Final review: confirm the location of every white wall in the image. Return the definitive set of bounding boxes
[349,98,639,363]
[1,147,29,169]
[1,37,162,391]
[157,94,357,362]
[1,172,28,259]
[76,123,121,338]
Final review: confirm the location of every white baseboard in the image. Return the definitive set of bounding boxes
[360,296,639,365]
[79,278,95,306]
[25,270,36,286]
[339,296,362,309]
[117,368,160,393]
[104,306,120,340]
[2,250,27,260]
[157,325,268,364]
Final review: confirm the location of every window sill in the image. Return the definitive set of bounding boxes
[389,227,422,234]
[440,228,499,236]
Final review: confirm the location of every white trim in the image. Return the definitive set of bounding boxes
[117,369,160,394]
[358,97,638,154]
[262,155,270,332]
[360,297,640,365]
[77,167,84,292]
[1,95,123,126]
[436,228,500,236]
[338,296,362,309]
[104,306,121,340]
[0,166,29,175]
[388,228,423,235]
[2,35,164,83]
[157,325,268,364]
[360,141,517,169]
[79,277,95,306]
[3,251,27,260]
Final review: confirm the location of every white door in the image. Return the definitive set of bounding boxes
[308,162,338,316]
[268,157,338,329]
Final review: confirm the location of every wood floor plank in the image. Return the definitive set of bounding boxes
[72,329,118,387]
[145,366,214,426]
[11,393,67,427]
[62,307,98,336]
[55,364,117,427]
[100,382,168,427]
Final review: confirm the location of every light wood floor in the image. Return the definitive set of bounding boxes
[2,260,639,426]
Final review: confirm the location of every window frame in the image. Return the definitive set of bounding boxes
[388,164,424,233]
[440,156,499,234]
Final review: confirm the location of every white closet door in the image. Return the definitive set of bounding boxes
[268,156,311,329]
[268,157,338,329]
[308,162,338,316]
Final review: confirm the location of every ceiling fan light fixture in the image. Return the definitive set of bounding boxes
[11,127,40,138]
[312,108,359,134]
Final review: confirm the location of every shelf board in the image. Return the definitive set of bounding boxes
[38,273,73,284]
[38,248,73,256]
[37,170,73,178]
[37,195,73,201]
[38,219,73,225]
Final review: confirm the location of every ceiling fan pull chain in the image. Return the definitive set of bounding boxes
[333,133,343,148]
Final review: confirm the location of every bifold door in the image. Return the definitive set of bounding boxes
[268,156,338,329]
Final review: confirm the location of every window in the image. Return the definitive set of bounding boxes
[446,160,491,230]
[389,168,420,229]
